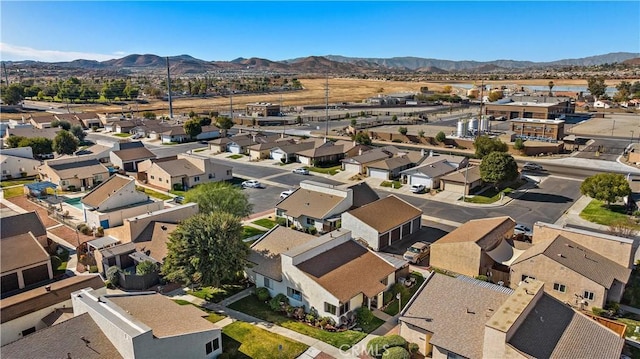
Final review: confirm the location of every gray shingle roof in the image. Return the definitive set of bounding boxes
[0,212,46,238]
[400,159,457,178]
[248,226,316,281]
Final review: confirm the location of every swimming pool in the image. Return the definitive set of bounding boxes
[64,197,84,210]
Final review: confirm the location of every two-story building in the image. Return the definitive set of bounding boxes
[246,102,280,117]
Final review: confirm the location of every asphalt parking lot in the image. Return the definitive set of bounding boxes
[241,185,285,214]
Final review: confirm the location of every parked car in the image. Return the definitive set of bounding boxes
[514,224,533,237]
[410,184,426,193]
[241,180,263,188]
[403,242,431,264]
[522,162,543,171]
[292,167,309,175]
[174,196,185,204]
[280,189,295,199]
[496,116,507,121]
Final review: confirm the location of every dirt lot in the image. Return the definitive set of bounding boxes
[569,113,640,138]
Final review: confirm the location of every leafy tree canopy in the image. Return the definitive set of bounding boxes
[474,135,508,158]
[587,76,607,99]
[2,84,25,105]
[479,151,519,188]
[353,131,372,145]
[53,130,79,155]
[183,119,202,138]
[580,173,631,206]
[184,181,252,218]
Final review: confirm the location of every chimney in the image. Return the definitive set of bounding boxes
[358,148,363,156]
[45,285,51,292]
[421,148,425,156]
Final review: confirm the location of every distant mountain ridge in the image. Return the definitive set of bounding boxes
[2,52,638,75]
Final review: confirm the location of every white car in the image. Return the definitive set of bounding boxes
[280,189,295,199]
[514,224,533,237]
[522,162,543,171]
[241,180,262,188]
[410,184,426,193]
[292,168,309,175]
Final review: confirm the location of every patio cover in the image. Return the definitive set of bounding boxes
[25,181,57,192]
[87,236,120,252]
[486,239,526,266]
[129,251,160,264]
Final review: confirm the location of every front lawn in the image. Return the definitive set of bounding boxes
[381,180,402,189]
[228,295,367,348]
[617,317,640,340]
[2,186,24,198]
[252,218,277,229]
[222,322,308,359]
[113,133,132,138]
[580,199,634,226]
[136,186,172,200]
[306,165,341,176]
[383,272,426,316]
[189,284,247,303]
[227,154,244,159]
[169,189,187,197]
[0,177,37,188]
[242,226,266,239]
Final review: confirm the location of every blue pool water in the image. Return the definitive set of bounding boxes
[64,197,84,210]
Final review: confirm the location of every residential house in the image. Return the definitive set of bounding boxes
[75,112,102,129]
[115,120,136,134]
[161,125,221,144]
[594,100,613,109]
[275,180,354,233]
[133,222,176,265]
[81,174,164,229]
[1,232,53,294]
[1,211,49,249]
[58,143,112,163]
[270,139,323,163]
[341,147,395,174]
[38,158,109,191]
[248,138,295,161]
[140,153,232,191]
[2,290,223,359]
[532,221,636,268]
[53,113,83,128]
[429,216,517,282]
[28,114,56,129]
[110,144,156,171]
[399,274,624,358]
[399,159,458,189]
[227,135,259,154]
[208,136,235,153]
[510,235,631,310]
[345,181,379,209]
[439,165,483,195]
[296,140,357,167]
[0,275,105,346]
[0,147,41,179]
[4,127,60,142]
[341,195,422,251]
[248,227,396,324]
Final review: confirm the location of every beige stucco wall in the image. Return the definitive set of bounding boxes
[105,203,198,243]
[532,223,634,268]
[1,156,40,179]
[400,321,432,356]
[430,241,481,277]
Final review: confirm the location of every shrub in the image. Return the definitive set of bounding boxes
[89,265,98,273]
[173,183,183,191]
[96,226,104,237]
[136,260,158,275]
[605,301,620,313]
[50,255,62,269]
[255,287,270,301]
[305,313,316,323]
[356,306,376,328]
[76,223,85,230]
[367,337,388,357]
[382,347,410,359]
[391,283,410,298]
[592,307,606,316]
[408,343,419,354]
[309,227,317,235]
[435,131,446,143]
[392,139,402,143]
[269,293,288,312]
[474,275,489,282]
[276,217,288,226]
[383,291,393,304]
[80,225,91,235]
[106,266,121,286]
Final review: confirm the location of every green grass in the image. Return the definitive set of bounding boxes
[2,186,24,198]
[228,295,367,348]
[113,133,132,138]
[0,177,37,188]
[580,199,635,226]
[173,299,193,305]
[242,226,267,239]
[227,154,244,159]
[162,141,181,145]
[190,284,247,303]
[617,317,640,339]
[383,273,426,316]
[169,189,187,197]
[136,186,172,201]
[306,165,341,176]
[358,314,385,333]
[252,218,277,229]
[222,322,308,359]
[380,180,403,189]
[464,180,525,204]
[194,148,206,152]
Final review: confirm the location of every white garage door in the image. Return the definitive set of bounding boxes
[228,144,242,154]
[409,176,432,188]
[343,163,361,174]
[299,156,311,166]
[443,182,466,195]
[272,151,286,162]
[369,168,389,180]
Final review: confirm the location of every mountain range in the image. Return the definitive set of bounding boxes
[3,52,638,75]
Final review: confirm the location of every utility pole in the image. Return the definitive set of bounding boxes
[280,94,285,137]
[166,57,173,119]
[229,89,233,124]
[324,73,330,139]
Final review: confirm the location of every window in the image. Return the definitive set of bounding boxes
[381,277,388,286]
[227,170,231,176]
[339,302,350,315]
[446,351,465,359]
[324,302,337,315]
[553,283,566,293]
[150,175,155,180]
[306,218,314,225]
[95,174,102,180]
[263,277,272,289]
[159,177,162,182]
[61,180,68,186]
[21,327,36,337]
[287,287,302,301]
[209,173,214,179]
[1,170,6,174]
[584,291,595,301]
[213,338,219,351]
[206,341,213,355]
[194,176,200,182]
[521,275,536,282]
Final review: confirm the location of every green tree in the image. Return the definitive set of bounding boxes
[52,130,79,155]
[58,121,71,131]
[142,111,157,120]
[513,138,525,151]
[161,212,249,287]
[548,81,554,96]
[418,130,425,138]
[392,115,398,122]
[215,116,234,137]
[488,91,502,102]
[183,119,202,139]
[614,81,631,103]
[58,77,81,105]
[587,76,607,100]
[199,117,212,126]
[6,135,26,148]
[580,173,631,207]
[70,125,86,142]
[350,119,357,127]
[136,260,158,275]
[435,131,446,143]
[474,135,508,159]
[18,137,53,156]
[479,152,519,189]
[398,127,408,136]
[353,131,372,145]
[184,182,252,218]
[188,110,198,118]
[123,82,139,99]
[2,84,25,105]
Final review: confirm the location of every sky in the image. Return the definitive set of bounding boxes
[1,1,639,63]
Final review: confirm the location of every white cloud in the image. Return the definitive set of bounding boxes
[0,43,120,62]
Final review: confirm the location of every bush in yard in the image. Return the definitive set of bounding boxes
[474,275,490,282]
[391,283,410,298]
[106,266,121,286]
[592,307,606,316]
[382,347,410,359]
[269,293,288,312]
[255,287,270,301]
[367,335,408,358]
[89,265,98,273]
[276,217,288,226]
[356,306,376,328]
[408,343,419,355]
[50,256,62,270]
[383,290,393,304]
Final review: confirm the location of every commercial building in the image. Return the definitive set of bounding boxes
[485,99,574,120]
[509,118,565,141]
[246,102,281,117]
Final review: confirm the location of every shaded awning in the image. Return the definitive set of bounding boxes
[129,251,159,264]
[24,181,57,192]
[486,240,526,266]
[87,236,120,251]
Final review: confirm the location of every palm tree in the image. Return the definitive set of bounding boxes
[548,81,554,96]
